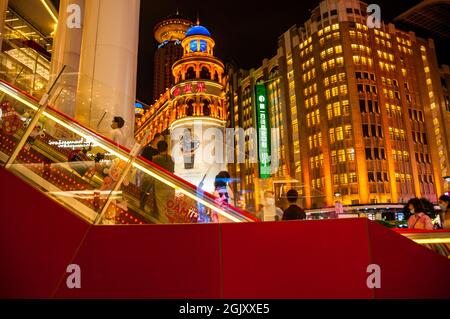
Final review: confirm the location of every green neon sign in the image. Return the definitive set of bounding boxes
[255,84,271,178]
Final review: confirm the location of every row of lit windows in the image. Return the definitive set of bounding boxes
[312,178,324,189]
[302,68,316,82]
[306,109,320,127]
[397,45,412,55]
[299,36,312,49]
[392,150,409,161]
[394,173,411,183]
[305,95,319,109]
[349,30,368,41]
[319,32,340,46]
[310,154,324,169]
[318,24,340,37]
[302,57,315,71]
[381,77,398,87]
[325,85,348,100]
[333,173,358,184]
[376,50,394,62]
[308,132,322,149]
[320,45,342,59]
[329,126,352,143]
[353,55,373,66]
[374,37,392,48]
[300,44,313,57]
[386,103,402,117]
[396,37,411,46]
[382,88,400,100]
[321,57,344,71]
[331,148,355,164]
[373,29,390,39]
[351,43,371,55]
[304,83,317,97]
[355,23,368,31]
[388,127,406,141]
[327,100,350,119]
[323,73,346,87]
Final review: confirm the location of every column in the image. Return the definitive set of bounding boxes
[50,0,84,117]
[0,0,8,50]
[75,0,140,146]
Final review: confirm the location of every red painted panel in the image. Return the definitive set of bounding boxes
[0,168,90,298]
[368,221,450,298]
[220,218,373,299]
[53,224,222,298]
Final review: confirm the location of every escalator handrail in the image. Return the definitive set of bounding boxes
[0,79,258,222]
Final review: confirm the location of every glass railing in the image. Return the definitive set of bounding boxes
[0,79,257,224]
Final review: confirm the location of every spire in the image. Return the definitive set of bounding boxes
[196,12,200,26]
[176,7,179,15]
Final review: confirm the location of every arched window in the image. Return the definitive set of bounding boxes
[202,99,211,116]
[214,70,219,81]
[200,66,211,79]
[186,67,196,80]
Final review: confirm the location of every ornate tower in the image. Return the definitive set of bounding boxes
[153,12,193,100]
[169,21,227,192]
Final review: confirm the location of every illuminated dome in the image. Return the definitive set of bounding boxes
[186,25,211,37]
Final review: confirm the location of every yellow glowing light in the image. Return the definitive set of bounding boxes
[40,0,58,24]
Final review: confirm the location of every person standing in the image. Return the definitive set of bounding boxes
[139,133,164,211]
[438,195,450,229]
[141,133,164,162]
[152,140,175,223]
[111,116,125,146]
[282,189,306,220]
[406,198,433,230]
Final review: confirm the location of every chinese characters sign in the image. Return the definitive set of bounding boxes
[173,82,206,97]
[255,84,271,178]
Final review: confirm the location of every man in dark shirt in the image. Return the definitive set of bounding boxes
[282,189,306,220]
[140,133,164,210]
[141,133,163,161]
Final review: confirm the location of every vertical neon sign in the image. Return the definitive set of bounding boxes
[255,83,271,178]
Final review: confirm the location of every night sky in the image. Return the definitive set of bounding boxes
[53,0,447,106]
[137,0,427,105]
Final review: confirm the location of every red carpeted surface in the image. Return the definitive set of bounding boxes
[1,168,449,298]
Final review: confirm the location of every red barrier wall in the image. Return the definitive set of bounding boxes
[1,168,450,298]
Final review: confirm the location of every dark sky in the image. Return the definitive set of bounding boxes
[137,0,426,105]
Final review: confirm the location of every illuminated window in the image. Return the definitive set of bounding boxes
[347,148,355,161]
[345,125,353,138]
[327,104,333,119]
[336,57,344,66]
[336,126,344,141]
[338,149,346,162]
[329,128,335,143]
[333,102,341,116]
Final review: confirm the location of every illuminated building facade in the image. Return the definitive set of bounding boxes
[136,22,228,193]
[153,13,193,100]
[228,0,450,209]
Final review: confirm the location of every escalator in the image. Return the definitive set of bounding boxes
[0,79,257,224]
